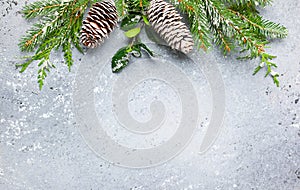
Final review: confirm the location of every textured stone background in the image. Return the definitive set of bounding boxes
[0,0,299,189]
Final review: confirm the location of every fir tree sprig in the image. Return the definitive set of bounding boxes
[18,0,93,89]
[172,0,287,86]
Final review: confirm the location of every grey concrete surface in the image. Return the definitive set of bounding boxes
[0,0,299,189]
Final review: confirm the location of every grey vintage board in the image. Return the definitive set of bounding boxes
[0,0,299,189]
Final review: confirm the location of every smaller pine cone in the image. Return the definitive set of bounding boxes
[80,1,118,48]
[147,0,194,54]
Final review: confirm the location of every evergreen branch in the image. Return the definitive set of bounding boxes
[18,0,90,89]
[228,8,288,39]
[202,0,237,37]
[191,17,212,50]
[22,0,64,19]
[253,52,279,86]
[19,22,45,52]
[19,4,70,52]
[174,0,212,50]
[200,0,285,85]
[37,58,56,90]
[63,40,73,71]
[221,0,273,7]
[216,29,233,53]
[116,0,127,17]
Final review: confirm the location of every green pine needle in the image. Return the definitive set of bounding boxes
[18,0,90,89]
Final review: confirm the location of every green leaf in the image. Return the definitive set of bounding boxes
[134,43,154,57]
[112,46,131,73]
[111,43,154,73]
[120,14,141,31]
[124,27,141,38]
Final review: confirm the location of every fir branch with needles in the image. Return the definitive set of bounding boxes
[18,0,94,89]
[172,0,287,86]
[18,0,287,89]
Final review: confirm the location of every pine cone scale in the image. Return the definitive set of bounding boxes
[147,0,194,54]
[80,1,118,48]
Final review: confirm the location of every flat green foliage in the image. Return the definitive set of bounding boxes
[124,27,141,38]
[112,0,154,73]
[120,14,141,30]
[112,43,154,73]
[18,0,287,89]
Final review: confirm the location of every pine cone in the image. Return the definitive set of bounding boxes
[80,1,118,48]
[147,0,194,54]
